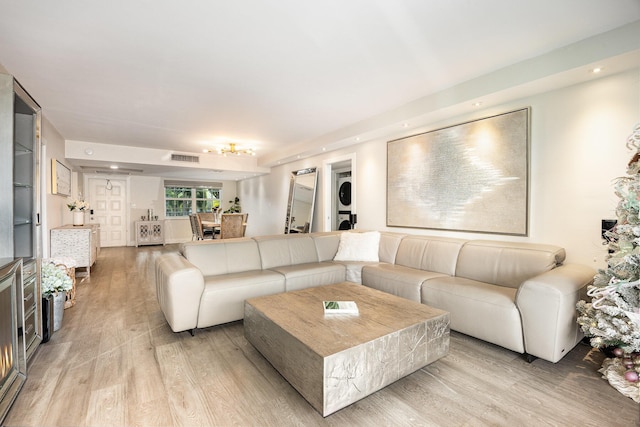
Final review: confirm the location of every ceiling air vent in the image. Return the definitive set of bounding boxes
[81,166,144,175]
[171,154,200,163]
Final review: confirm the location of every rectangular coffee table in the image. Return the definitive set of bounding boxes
[244,282,450,416]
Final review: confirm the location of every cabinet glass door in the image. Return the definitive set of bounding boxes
[12,84,39,260]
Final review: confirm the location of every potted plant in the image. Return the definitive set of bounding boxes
[67,199,89,226]
[41,262,73,337]
[224,197,241,213]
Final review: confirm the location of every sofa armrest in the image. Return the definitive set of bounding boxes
[155,253,205,333]
[516,263,595,362]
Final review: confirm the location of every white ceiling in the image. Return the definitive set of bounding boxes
[0,0,639,180]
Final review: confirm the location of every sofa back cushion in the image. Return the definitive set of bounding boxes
[455,240,566,288]
[378,232,406,264]
[311,232,342,262]
[395,236,467,275]
[254,234,319,269]
[180,238,262,276]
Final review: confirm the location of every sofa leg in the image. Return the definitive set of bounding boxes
[189,328,195,337]
[524,353,537,363]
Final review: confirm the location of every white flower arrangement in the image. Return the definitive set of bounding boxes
[41,262,73,297]
[67,199,89,211]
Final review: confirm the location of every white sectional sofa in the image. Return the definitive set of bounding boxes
[155,231,595,363]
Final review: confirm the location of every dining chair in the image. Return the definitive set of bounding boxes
[242,213,249,237]
[195,213,214,240]
[198,212,214,222]
[188,214,200,240]
[220,213,245,239]
[198,212,219,238]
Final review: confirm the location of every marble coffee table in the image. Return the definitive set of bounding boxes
[244,282,450,416]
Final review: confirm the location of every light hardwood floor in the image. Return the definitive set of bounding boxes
[4,244,639,426]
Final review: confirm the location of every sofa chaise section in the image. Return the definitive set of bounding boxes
[420,240,594,362]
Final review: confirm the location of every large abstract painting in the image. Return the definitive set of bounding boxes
[387,108,529,235]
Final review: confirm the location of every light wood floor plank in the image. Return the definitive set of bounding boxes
[86,383,126,427]
[155,341,217,426]
[4,244,639,426]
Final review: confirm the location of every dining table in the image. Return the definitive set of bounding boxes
[202,220,248,228]
[201,220,220,230]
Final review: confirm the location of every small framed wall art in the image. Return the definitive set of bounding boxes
[51,158,71,196]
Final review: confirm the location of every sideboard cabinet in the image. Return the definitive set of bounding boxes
[50,224,100,276]
[135,220,165,246]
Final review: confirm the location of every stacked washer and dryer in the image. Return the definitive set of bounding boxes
[337,173,352,230]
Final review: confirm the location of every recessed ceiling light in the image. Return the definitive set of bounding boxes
[591,67,604,74]
[472,102,483,107]
[110,165,118,169]
[84,148,93,155]
[402,123,409,128]
[355,137,360,142]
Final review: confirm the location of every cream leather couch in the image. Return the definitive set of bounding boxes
[155,231,594,363]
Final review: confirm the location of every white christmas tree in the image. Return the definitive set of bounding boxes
[577,123,640,402]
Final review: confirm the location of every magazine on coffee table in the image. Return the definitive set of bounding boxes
[323,300,359,315]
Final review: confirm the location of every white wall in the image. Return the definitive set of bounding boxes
[239,68,640,268]
[42,117,75,257]
[240,160,314,237]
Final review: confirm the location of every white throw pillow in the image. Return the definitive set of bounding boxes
[333,231,380,262]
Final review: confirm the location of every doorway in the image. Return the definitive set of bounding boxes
[335,169,352,230]
[86,176,128,247]
[322,153,356,232]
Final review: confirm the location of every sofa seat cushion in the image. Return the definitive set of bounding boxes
[197,270,285,328]
[333,261,383,284]
[362,264,447,302]
[421,276,524,353]
[269,262,346,291]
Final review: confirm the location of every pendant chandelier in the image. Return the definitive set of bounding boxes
[205,143,255,156]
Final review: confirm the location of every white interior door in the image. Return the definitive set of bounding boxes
[88,177,128,247]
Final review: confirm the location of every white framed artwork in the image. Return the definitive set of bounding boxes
[387,108,530,236]
[51,158,71,197]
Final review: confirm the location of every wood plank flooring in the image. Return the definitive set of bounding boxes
[4,244,639,426]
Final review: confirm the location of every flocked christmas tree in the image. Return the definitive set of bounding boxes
[577,123,640,402]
